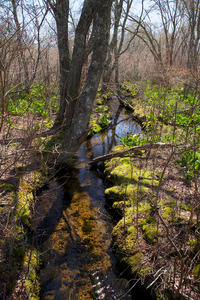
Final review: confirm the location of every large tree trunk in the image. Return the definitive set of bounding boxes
[53,0,97,128]
[63,0,96,127]
[51,0,70,126]
[59,0,113,163]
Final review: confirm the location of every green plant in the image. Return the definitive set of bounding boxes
[99,114,110,127]
[8,83,59,118]
[118,134,146,148]
[89,120,102,135]
[176,150,200,183]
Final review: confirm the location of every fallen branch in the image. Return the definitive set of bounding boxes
[113,91,135,111]
[89,142,185,165]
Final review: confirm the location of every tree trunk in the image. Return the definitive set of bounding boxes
[12,0,29,85]
[63,0,96,127]
[53,0,97,128]
[59,0,113,163]
[51,0,70,126]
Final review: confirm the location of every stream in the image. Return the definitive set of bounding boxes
[33,99,151,299]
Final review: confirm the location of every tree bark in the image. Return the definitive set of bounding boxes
[63,0,96,127]
[59,0,113,163]
[50,0,70,125]
[53,0,98,128]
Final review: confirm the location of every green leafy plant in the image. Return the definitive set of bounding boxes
[118,134,146,148]
[89,120,102,135]
[99,114,110,128]
[8,83,59,118]
[176,150,200,183]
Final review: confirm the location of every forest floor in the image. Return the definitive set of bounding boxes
[0,92,199,299]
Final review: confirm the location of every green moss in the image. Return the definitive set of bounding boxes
[112,200,131,212]
[112,218,127,238]
[106,158,158,187]
[126,253,143,273]
[162,200,177,208]
[31,136,46,147]
[44,130,68,151]
[127,225,136,234]
[188,238,197,247]
[23,249,40,299]
[138,213,160,244]
[128,184,149,198]
[111,145,127,153]
[180,203,192,211]
[104,158,120,173]
[106,184,149,205]
[16,191,33,226]
[102,91,113,100]
[162,206,175,221]
[132,103,146,119]
[17,191,33,208]
[109,163,137,183]
[193,264,200,278]
[44,120,54,129]
[0,183,14,193]
[95,97,103,105]
[20,181,33,191]
[138,215,155,226]
[141,224,160,244]
[121,234,138,254]
[105,186,124,198]
[119,157,131,164]
[133,201,152,215]
[139,266,152,277]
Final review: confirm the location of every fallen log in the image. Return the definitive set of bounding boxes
[89,142,185,165]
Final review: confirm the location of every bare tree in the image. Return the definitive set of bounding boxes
[102,0,143,92]
[181,0,200,72]
[128,0,185,67]
[0,0,48,131]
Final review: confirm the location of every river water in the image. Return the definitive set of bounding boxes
[33,100,151,299]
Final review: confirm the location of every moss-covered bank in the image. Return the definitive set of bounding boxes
[0,163,48,299]
[104,145,199,299]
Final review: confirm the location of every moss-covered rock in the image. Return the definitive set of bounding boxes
[105,150,159,187]
[16,191,33,226]
[104,146,161,290]
[105,184,149,206]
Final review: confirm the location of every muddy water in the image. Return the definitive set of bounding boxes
[34,102,141,299]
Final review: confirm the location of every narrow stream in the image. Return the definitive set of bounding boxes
[33,100,144,299]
